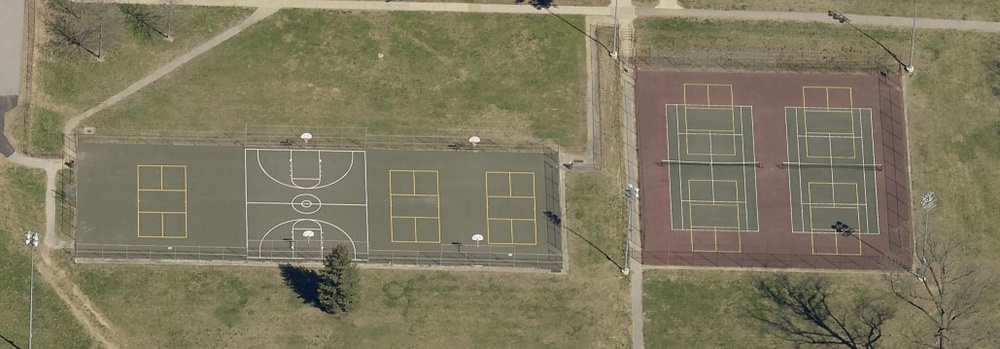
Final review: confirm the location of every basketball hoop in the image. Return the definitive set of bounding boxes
[300,132,313,143]
[468,136,481,147]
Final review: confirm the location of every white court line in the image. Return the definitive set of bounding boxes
[828,133,837,217]
[804,202,869,207]
[289,149,322,181]
[709,132,716,201]
[254,218,358,259]
[794,108,807,232]
[244,150,250,256]
[246,201,368,207]
[677,131,744,137]
[252,149,359,190]
[798,134,862,140]
[665,106,676,230]
[682,199,746,204]
[739,106,750,231]
[362,151,370,257]
[674,105,686,230]
[748,106,759,232]
[860,109,878,234]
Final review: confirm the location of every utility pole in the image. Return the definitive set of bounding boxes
[24,231,40,349]
[623,184,639,275]
[610,0,620,59]
[908,0,919,71]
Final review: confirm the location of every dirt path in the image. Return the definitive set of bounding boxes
[35,249,123,349]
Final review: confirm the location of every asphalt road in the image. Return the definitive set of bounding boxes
[0,0,24,96]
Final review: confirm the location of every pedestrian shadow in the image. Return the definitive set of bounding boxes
[278,264,320,309]
[0,333,21,349]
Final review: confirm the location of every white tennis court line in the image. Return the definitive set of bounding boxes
[666,104,759,233]
[785,107,880,234]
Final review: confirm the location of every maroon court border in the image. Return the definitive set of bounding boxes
[636,71,911,270]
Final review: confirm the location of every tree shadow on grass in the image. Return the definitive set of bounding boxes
[279,263,320,308]
[0,333,21,349]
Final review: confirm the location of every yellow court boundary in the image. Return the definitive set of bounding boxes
[682,106,738,157]
[688,203,741,230]
[811,232,864,256]
[686,179,743,253]
[691,230,743,253]
[803,109,856,136]
[136,165,188,239]
[389,170,441,243]
[807,182,860,207]
[684,83,735,106]
[687,179,739,203]
[802,86,854,109]
[485,171,538,246]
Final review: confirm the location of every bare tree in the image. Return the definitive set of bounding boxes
[745,273,895,349]
[159,0,180,41]
[78,0,115,61]
[47,0,80,19]
[45,13,101,58]
[885,227,996,349]
[118,4,168,41]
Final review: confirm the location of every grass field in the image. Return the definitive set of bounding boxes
[0,164,94,348]
[642,269,912,348]
[51,9,627,349]
[636,17,1000,347]
[83,10,588,152]
[678,0,1000,22]
[16,6,252,155]
[356,0,610,5]
[69,143,631,348]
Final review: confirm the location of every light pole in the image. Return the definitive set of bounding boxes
[908,0,919,71]
[623,184,639,275]
[828,11,913,72]
[24,231,40,349]
[610,0,620,58]
[919,192,937,266]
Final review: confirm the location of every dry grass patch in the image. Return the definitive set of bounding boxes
[0,165,94,348]
[17,5,252,155]
[85,10,588,151]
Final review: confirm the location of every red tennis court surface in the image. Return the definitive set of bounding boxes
[636,71,911,270]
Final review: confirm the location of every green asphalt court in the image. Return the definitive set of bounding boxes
[75,143,563,271]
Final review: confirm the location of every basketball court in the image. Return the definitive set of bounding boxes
[75,142,563,271]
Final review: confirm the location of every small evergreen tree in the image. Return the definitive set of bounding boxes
[317,244,360,314]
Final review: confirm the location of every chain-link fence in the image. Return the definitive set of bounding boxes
[72,126,559,156]
[75,243,248,262]
[631,50,899,76]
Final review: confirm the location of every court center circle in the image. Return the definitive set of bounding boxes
[292,193,322,214]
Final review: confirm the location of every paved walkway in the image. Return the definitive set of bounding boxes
[11,1,1000,348]
[82,0,1000,32]
[4,8,279,349]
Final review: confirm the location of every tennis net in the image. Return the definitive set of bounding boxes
[779,162,883,171]
[658,159,763,167]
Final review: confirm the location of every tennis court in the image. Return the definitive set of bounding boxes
[662,83,759,253]
[636,71,912,270]
[75,143,564,271]
[784,86,880,256]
